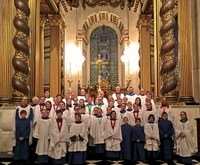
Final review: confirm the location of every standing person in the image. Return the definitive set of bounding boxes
[33,96,46,125]
[90,108,106,158]
[158,97,174,123]
[68,113,88,165]
[77,89,86,101]
[12,96,34,158]
[104,111,122,160]
[126,87,137,104]
[31,96,39,111]
[144,114,160,164]
[33,109,52,164]
[120,117,132,165]
[112,86,125,100]
[158,112,174,165]
[13,110,33,165]
[127,103,143,126]
[49,110,69,165]
[175,111,197,165]
[44,90,54,104]
[132,118,145,163]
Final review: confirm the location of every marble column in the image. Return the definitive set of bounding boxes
[178,0,195,103]
[0,0,15,103]
[137,14,152,92]
[48,15,65,97]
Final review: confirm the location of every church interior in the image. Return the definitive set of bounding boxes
[1,0,200,164]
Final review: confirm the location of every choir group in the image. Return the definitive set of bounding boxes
[12,87,197,165]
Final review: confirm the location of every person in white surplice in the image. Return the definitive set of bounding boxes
[49,110,69,165]
[33,109,52,164]
[175,111,197,165]
[104,111,122,160]
[68,113,88,165]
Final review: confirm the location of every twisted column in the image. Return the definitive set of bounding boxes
[12,0,30,97]
[159,0,177,96]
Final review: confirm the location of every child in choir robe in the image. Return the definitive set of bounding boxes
[158,112,174,164]
[49,110,69,165]
[144,114,160,164]
[104,111,122,160]
[33,109,52,164]
[175,111,197,165]
[132,118,145,163]
[90,108,107,155]
[120,117,132,164]
[68,113,88,165]
[14,110,33,164]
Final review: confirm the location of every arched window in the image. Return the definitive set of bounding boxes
[90,25,118,86]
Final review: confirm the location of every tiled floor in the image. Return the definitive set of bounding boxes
[1,159,200,165]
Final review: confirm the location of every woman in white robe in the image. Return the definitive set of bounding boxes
[158,97,174,123]
[175,111,197,164]
[49,110,69,164]
[104,111,122,159]
[68,113,88,165]
[33,110,52,164]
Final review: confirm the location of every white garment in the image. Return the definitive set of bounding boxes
[68,122,88,152]
[90,116,107,144]
[112,93,124,101]
[104,119,122,151]
[175,120,197,157]
[49,118,69,159]
[144,122,160,151]
[33,118,52,155]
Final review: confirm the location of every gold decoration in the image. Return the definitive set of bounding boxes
[91,54,108,96]
[82,0,125,10]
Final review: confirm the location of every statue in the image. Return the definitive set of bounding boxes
[91,53,108,95]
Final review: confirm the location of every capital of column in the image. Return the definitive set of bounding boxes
[48,14,66,29]
[136,14,152,29]
[40,15,46,28]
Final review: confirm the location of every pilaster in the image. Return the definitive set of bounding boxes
[137,14,152,92]
[48,15,65,97]
[178,0,195,103]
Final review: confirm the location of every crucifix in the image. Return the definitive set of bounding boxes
[91,53,108,95]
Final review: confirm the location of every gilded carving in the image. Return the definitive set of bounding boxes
[160,0,177,95]
[82,0,125,10]
[12,0,30,97]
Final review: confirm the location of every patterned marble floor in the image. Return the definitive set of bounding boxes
[1,159,200,165]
